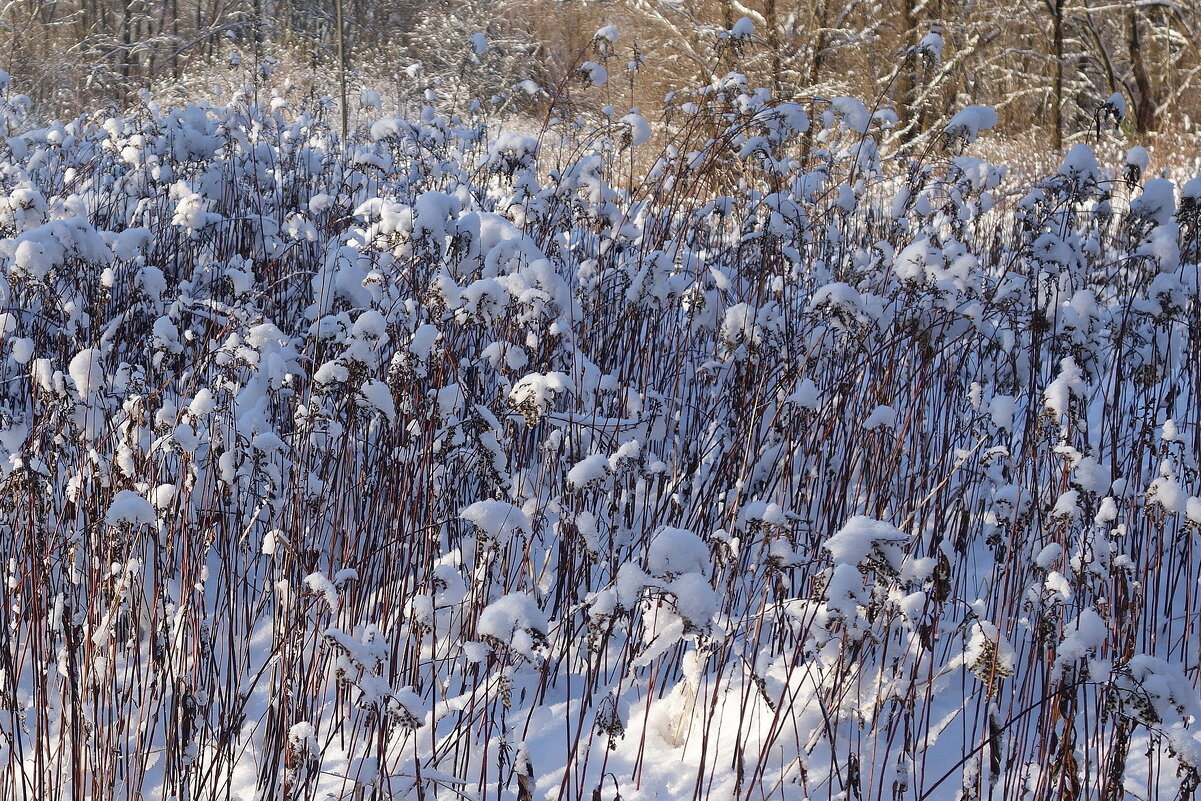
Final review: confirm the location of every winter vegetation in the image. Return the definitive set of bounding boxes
[4,0,1201,148]
[1,7,1201,801]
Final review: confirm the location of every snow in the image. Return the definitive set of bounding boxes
[566,454,609,488]
[825,562,869,620]
[646,526,709,577]
[785,377,822,410]
[620,110,652,146]
[149,484,176,511]
[1043,356,1086,420]
[68,347,105,398]
[105,490,156,527]
[287,722,317,755]
[918,31,945,62]
[409,323,438,357]
[478,593,547,658]
[962,621,1016,679]
[1126,145,1150,171]
[1059,143,1102,184]
[1035,542,1062,569]
[304,571,340,614]
[721,302,761,346]
[313,360,348,384]
[460,499,531,542]
[188,388,216,416]
[357,379,395,421]
[1131,178,1176,225]
[170,182,212,233]
[487,131,539,173]
[359,90,381,111]
[808,281,865,321]
[509,371,572,423]
[989,395,1015,430]
[830,96,871,134]
[9,337,33,363]
[1054,608,1108,677]
[1043,569,1072,600]
[608,439,641,471]
[738,500,789,529]
[893,238,939,281]
[1051,489,1081,522]
[594,24,619,43]
[944,105,997,144]
[1148,461,1187,515]
[1104,91,1127,120]
[1096,496,1120,524]
[862,404,897,430]
[1116,656,1201,724]
[1073,455,1110,495]
[1187,497,1201,525]
[665,571,719,628]
[824,516,910,569]
[729,17,754,38]
[579,61,608,86]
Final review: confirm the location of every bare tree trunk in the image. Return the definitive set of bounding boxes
[253,0,264,47]
[171,0,179,80]
[335,0,349,139]
[208,0,222,58]
[807,0,830,88]
[800,0,831,166]
[121,0,133,101]
[897,0,920,142]
[765,0,782,98]
[1053,0,1064,149]
[133,0,144,85]
[77,0,94,64]
[719,0,734,74]
[1128,8,1158,133]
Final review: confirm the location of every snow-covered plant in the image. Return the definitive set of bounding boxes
[0,69,1197,801]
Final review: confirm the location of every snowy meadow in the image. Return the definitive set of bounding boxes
[0,64,1200,801]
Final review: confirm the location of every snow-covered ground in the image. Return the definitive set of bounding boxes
[0,70,1199,801]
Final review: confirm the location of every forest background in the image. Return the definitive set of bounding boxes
[3,0,1200,153]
